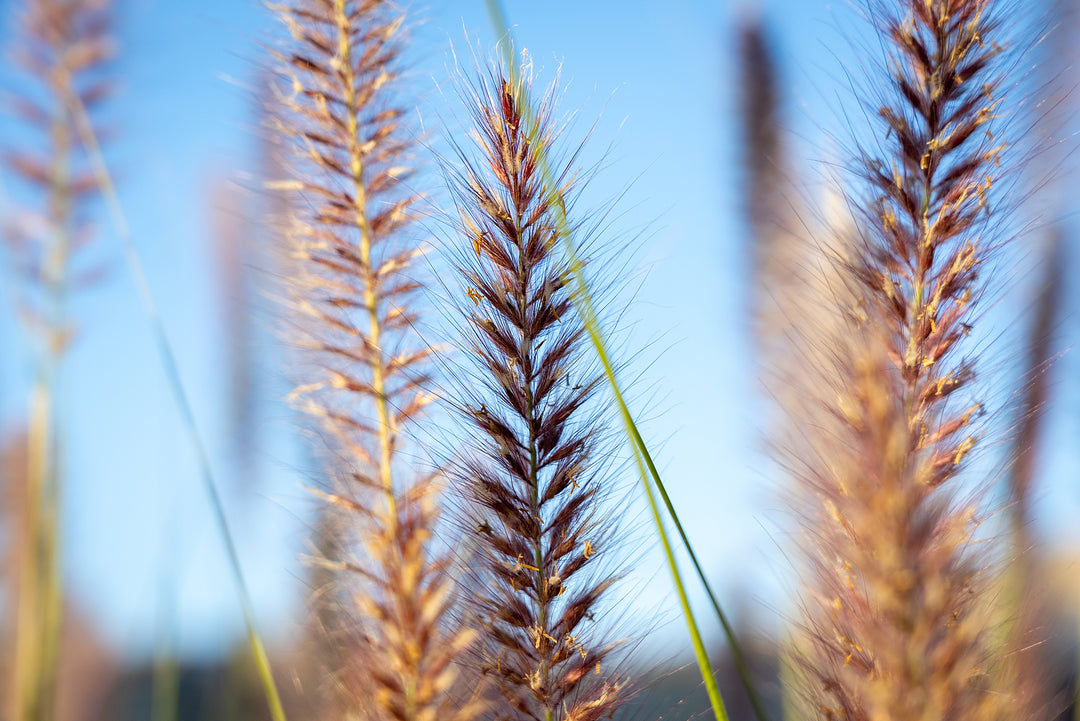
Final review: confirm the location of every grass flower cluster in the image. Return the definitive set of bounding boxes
[2,2,114,720]
[442,66,628,721]
[266,2,479,720]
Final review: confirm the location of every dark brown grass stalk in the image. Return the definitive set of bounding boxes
[1004,0,1073,542]
[739,17,783,252]
[997,229,1060,716]
[1006,232,1060,541]
[739,16,797,358]
[996,0,1075,711]
[209,177,261,491]
[444,63,628,721]
[266,3,478,721]
[793,2,1015,719]
[2,2,113,720]
[737,16,861,432]
[214,80,299,494]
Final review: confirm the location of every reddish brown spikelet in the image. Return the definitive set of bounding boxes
[267,3,477,721]
[446,63,627,721]
[794,2,1013,719]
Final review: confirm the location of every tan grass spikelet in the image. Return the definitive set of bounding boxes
[4,0,115,335]
[266,2,478,721]
[791,1,1019,719]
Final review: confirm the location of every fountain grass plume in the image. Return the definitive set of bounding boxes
[439,58,633,721]
[2,2,114,720]
[267,2,479,721]
[792,1,1020,719]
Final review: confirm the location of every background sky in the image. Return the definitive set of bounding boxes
[0,0,1077,667]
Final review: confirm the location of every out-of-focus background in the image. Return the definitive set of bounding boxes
[1,0,1078,719]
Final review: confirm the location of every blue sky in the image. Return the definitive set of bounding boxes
[0,0,1077,667]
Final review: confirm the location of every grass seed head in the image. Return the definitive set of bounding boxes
[441,57,630,721]
[791,2,1016,719]
[268,2,477,720]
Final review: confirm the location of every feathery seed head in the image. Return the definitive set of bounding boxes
[791,2,1015,719]
[3,0,114,349]
[443,58,629,721]
[268,3,476,721]
[268,0,426,512]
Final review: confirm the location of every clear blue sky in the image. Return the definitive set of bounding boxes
[0,0,1076,665]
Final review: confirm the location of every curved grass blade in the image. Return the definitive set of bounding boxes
[65,90,288,721]
[480,4,768,720]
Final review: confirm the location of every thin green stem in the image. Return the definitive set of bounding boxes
[636,447,730,721]
[65,90,288,721]
[481,6,765,721]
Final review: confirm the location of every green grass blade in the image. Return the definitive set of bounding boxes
[479,6,767,720]
[65,92,288,721]
[152,506,181,721]
[635,449,730,721]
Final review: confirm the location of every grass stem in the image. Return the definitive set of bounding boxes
[65,88,288,721]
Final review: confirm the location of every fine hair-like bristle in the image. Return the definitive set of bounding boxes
[266,3,477,721]
[442,60,628,721]
[792,2,1013,719]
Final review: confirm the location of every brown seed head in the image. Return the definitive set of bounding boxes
[443,60,628,721]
